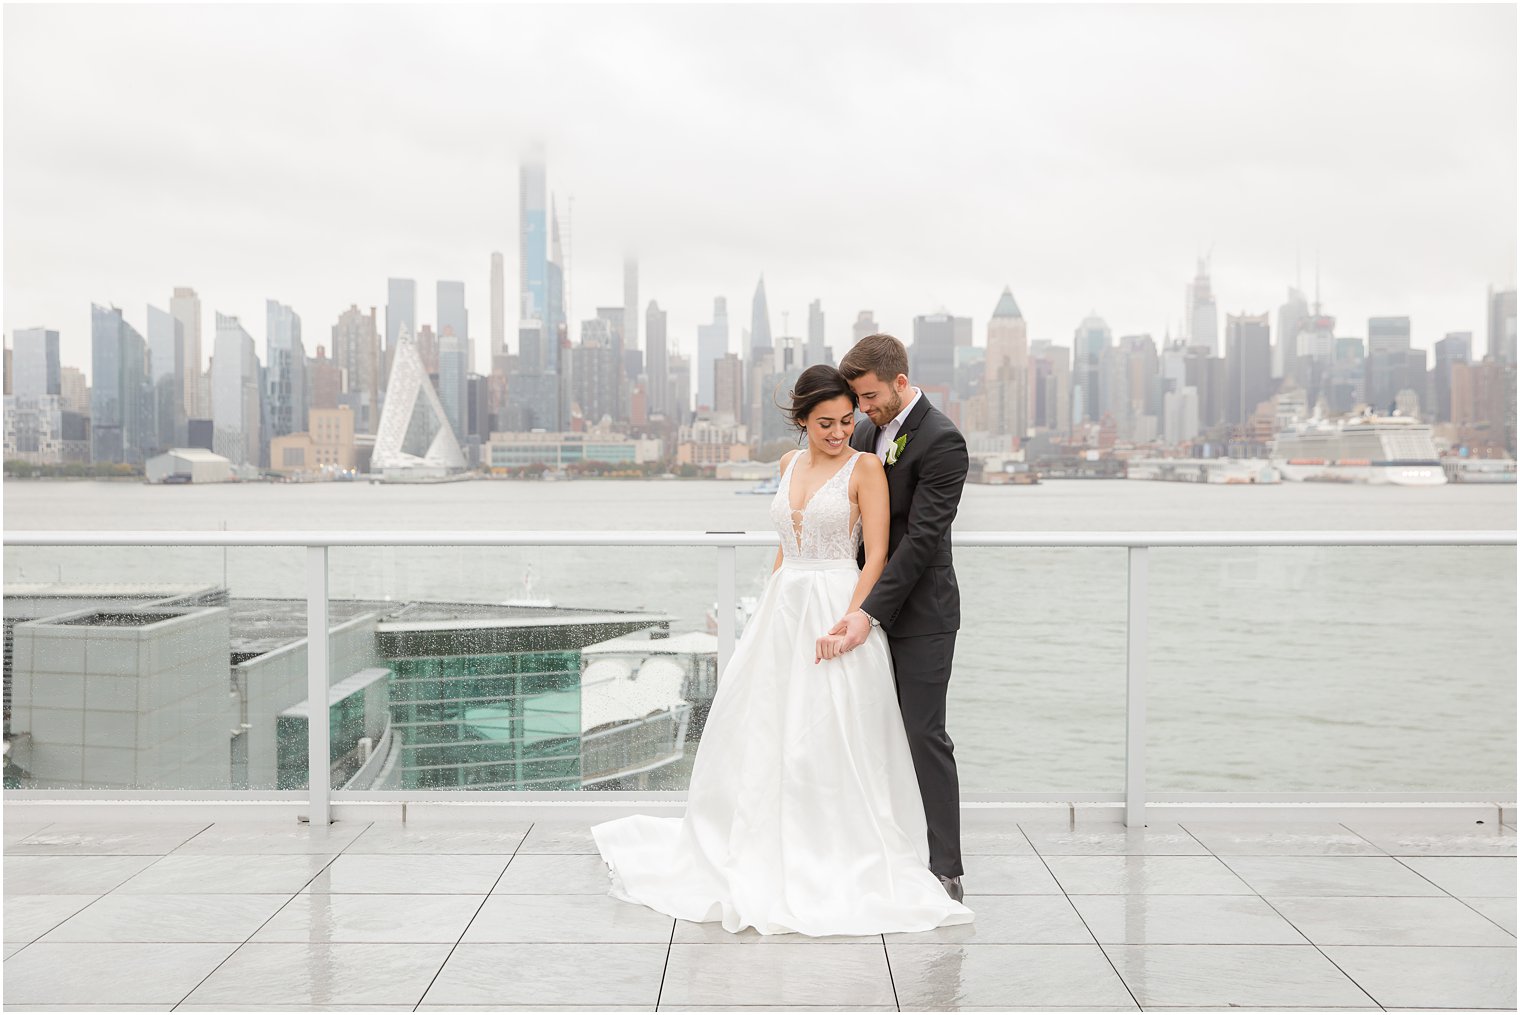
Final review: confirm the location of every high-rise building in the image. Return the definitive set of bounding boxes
[1275,286,1309,381]
[332,305,381,433]
[371,329,466,474]
[309,344,342,411]
[1367,316,1412,412]
[910,313,959,390]
[697,297,729,411]
[170,287,202,418]
[264,300,306,448]
[90,304,152,465]
[1225,312,1272,425]
[1433,332,1472,423]
[1187,258,1219,357]
[437,280,468,365]
[1073,314,1112,423]
[146,305,186,452]
[1028,340,1072,434]
[714,352,745,420]
[750,276,772,355]
[571,318,621,427]
[668,351,691,421]
[437,330,469,444]
[520,147,549,323]
[984,288,1029,438]
[60,366,88,415]
[851,311,879,347]
[212,312,262,468]
[12,327,60,402]
[646,300,669,419]
[1489,285,1518,365]
[807,299,826,367]
[490,252,506,359]
[623,256,639,352]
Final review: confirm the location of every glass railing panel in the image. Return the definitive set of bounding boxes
[1147,544,1517,795]
[952,547,1129,794]
[3,544,305,791]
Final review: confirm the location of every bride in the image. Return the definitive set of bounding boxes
[590,365,974,936]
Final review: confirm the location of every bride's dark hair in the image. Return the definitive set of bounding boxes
[784,365,858,434]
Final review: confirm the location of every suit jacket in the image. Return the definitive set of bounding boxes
[851,394,969,637]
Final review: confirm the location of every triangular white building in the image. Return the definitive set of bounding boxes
[371,326,466,476]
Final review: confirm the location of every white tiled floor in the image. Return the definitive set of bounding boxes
[1,816,1515,1010]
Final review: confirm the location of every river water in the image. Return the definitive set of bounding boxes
[4,477,1515,795]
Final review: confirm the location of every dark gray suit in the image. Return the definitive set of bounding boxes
[852,394,968,879]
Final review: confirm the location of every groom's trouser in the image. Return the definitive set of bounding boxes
[888,631,962,879]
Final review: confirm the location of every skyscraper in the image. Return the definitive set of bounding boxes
[146,305,186,451]
[1073,314,1113,423]
[265,299,306,444]
[1434,332,1472,423]
[1367,316,1412,412]
[910,313,959,390]
[438,330,469,444]
[985,287,1029,438]
[332,305,380,434]
[520,148,548,323]
[1224,312,1272,425]
[437,279,468,373]
[1489,285,1518,365]
[90,304,151,465]
[212,312,262,468]
[1187,258,1219,357]
[170,287,202,418]
[807,299,826,367]
[1275,286,1309,381]
[646,300,668,419]
[697,297,729,411]
[11,327,60,402]
[852,311,879,346]
[623,256,639,351]
[750,276,772,355]
[490,252,506,359]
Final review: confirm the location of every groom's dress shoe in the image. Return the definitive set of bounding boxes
[937,874,964,902]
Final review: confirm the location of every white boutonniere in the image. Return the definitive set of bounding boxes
[884,434,909,467]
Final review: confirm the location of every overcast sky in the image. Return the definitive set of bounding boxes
[4,4,1515,382]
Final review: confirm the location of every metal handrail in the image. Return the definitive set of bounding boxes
[3,530,1513,827]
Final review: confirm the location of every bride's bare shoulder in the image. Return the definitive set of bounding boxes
[779,449,801,473]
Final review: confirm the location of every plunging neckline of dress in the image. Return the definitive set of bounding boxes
[783,450,860,554]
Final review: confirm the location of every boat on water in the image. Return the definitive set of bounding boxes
[1270,413,1447,486]
[1442,457,1518,484]
[1125,458,1280,484]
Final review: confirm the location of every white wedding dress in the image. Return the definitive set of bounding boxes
[591,450,974,936]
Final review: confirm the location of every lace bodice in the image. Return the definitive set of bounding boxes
[768,451,865,561]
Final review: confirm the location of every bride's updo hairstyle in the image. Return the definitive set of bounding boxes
[785,365,858,434]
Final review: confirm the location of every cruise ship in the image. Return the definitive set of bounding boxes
[1270,413,1447,486]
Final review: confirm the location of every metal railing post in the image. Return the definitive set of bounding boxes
[716,541,737,680]
[1125,544,1148,828]
[306,544,331,825]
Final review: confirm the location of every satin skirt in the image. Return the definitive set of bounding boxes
[591,557,974,936]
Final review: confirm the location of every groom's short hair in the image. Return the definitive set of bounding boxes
[839,333,910,384]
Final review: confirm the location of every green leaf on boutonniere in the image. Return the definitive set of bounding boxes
[885,433,909,467]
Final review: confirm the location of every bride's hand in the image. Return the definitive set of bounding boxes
[815,633,849,663]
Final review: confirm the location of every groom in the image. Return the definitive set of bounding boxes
[831,333,969,902]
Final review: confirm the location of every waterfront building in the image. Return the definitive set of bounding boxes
[309,344,341,410]
[146,305,186,452]
[210,313,262,470]
[12,327,60,402]
[145,448,232,484]
[370,328,466,477]
[3,395,90,465]
[90,304,152,466]
[676,412,750,466]
[485,430,663,469]
[170,287,203,418]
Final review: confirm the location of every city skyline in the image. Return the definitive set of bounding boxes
[4,4,1516,378]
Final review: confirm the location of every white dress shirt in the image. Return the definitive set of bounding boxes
[874,387,923,462]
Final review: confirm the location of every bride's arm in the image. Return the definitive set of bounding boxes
[771,449,801,573]
[845,453,889,611]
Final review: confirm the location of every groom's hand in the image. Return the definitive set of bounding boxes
[828,611,872,653]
